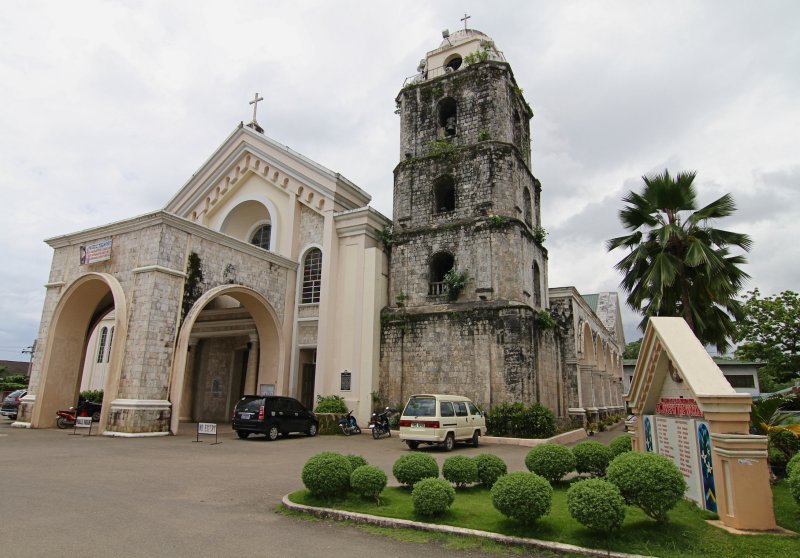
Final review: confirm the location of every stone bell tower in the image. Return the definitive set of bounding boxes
[380,27,565,413]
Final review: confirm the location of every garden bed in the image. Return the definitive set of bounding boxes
[286,481,799,558]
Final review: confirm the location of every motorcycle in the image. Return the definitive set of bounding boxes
[370,407,394,439]
[338,410,361,436]
[56,399,102,429]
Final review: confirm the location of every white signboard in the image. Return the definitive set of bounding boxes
[75,416,93,428]
[198,422,217,435]
[80,239,113,265]
[654,416,702,505]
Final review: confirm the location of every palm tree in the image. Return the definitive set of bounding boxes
[607,169,752,353]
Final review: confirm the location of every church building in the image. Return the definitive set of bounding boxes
[16,27,624,436]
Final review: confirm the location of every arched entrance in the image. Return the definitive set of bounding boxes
[31,273,127,430]
[169,285,283,434]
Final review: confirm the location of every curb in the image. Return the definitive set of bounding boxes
[281,494,654,558]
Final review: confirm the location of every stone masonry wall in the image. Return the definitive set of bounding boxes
[28,214,292,432]
[393,143,539,229]
[390,220,547,308]
[398,62,531,166]
[379,303,566,415]
[298,204,324,251]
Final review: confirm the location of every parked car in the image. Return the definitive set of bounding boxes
[1,389,27,420]
[232,395,318,440]
[399,394,486,451]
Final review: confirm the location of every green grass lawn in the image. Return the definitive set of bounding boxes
[288,479,800,558]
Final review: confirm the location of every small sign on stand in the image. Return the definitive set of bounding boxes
[193,422,221,445]
[71,416,93,436]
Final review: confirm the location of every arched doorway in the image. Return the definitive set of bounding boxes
[31,273,127,430]
[169,285,283,434]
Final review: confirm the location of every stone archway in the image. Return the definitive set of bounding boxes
[30,273,127,431]
[169,285,283,434]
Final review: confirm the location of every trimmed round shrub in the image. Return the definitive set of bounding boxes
[473,453,508,487]
[788,468,800,506]
[607,451,687,522]
[346,454,368,470]
[490,472,552,524]
[442,455,478,488]
[572,441,613,477]
[567,478,626,531]
[393,453,439,487]
[301,452,352,499]
[609,435,633,457]
[411,478,456,516]
[350,465,387,503]
[787,452,800,478]
[525,444,576,483]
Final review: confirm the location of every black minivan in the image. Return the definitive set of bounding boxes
[232,395,318,440]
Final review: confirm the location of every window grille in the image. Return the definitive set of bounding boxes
[96,327,108,364]
[106,326,114,363]
[301,248,322,303]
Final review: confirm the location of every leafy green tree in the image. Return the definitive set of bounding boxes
[735,289,800,388]
[623,339,642,359]
[607,169,751,353]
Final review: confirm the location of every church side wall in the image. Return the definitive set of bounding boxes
[379,305,565,416]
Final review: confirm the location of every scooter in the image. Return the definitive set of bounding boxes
[338,410,361,436]
[370,407,394,439]
[56,399,102,429]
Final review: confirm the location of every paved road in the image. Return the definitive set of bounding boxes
[0,420,579,558]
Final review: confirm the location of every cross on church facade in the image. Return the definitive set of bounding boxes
[249,92,264,124]
[461,13,471,30]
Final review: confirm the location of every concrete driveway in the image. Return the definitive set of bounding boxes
[1,420,558,558]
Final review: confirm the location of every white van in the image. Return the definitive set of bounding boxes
[399,394,487,451]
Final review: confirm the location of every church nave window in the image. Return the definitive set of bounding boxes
[106,326,114,363]
[96,327,108,364]
[301,248,322,304]
[250,224,272,251]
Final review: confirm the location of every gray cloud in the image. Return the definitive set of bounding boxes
[1,0,798,359]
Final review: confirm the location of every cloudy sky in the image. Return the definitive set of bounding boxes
[1,0,798,361]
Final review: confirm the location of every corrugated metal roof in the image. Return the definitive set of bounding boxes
[581,293,599,312]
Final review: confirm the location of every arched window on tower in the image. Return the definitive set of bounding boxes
[433,175,456,213]
[513,109,523,147]
[250,224,272,251]
[533,262,542,308]
[429,252,455,296]
[523,187,532,226]
[96,327,108,364]
[444,54,462,72]
[437,97,458,137]
[301,248,323,304]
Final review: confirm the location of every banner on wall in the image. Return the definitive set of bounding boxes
[80,239,112,265]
